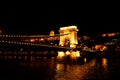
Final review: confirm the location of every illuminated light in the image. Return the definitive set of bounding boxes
[70,44,76,48]
[102,46,107,51]
[2,41,4,42]
[95,45,102,50]
[66,51,70,55]
[75,50,80,57]
[102,58,107,65]
[30,39,35,42]
[57,51,65,60]
[83,36,90,40]
[50,42,53,45]
[95,44,107,51]
[40,38,44,41]
[56,64,64,71]
[102,34,107,37]
[70,51,76,59]
[84,58,87,63]
[49,30,55,36]
[102,58,108,71]
[108,33,116,37]
[60,25,77,30]
[6,35,8,37]
[59,25,78,48]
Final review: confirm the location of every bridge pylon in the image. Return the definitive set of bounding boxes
[59,25,79,48]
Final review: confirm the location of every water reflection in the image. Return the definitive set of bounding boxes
[54,58,97,80]
[102,58,108,71]
[1,55,120,80]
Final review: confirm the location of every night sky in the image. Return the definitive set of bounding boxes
[0,14,120,36]
[0,1,120,37]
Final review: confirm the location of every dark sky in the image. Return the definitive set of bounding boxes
[0,14,120,36]
[0,1,120,36]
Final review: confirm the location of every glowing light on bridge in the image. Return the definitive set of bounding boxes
[66,51,70,55]
[59,25,78,48]
[57,50,81,61]
[60,25,77,30]
[76,50,80,57]
[30,39,35,42]
[57,51,65,60]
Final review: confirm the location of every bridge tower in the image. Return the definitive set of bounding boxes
[59,25,79,48]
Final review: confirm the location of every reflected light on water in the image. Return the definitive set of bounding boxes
[102,58,107,65]
[54,59,97,80]
[102,58,108,71]
[56,64,65,71]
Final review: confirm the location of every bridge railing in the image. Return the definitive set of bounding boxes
[0,33,70,38]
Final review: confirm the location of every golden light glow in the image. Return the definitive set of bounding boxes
[49,30,55,36]
[76,50,80,57]
[60,25,77,30]
[66,51,70,55]
[95,45,107,51]
[59,25,78,48]
[84,58,87,63]
[108,33,116,37]
[30,39,35,42]
[102,58,107,65]
[56,64,64,71]
[57,51,80,61]
[102,34,107,37]
[40,38,44,41]
[57,50,81,61]
[57,51,65,59]
[101,32,118,37]
[102,58,108,71]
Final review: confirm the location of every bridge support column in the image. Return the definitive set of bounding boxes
[57,51,65,61]
[59,26,78,49]
[57,50,81,62]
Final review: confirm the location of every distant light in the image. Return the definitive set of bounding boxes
[30,39,35,42]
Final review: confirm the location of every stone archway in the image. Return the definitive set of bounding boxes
[59,26,79,48]
[64,37,70,47]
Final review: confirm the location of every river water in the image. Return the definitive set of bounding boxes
[0,55,120,80]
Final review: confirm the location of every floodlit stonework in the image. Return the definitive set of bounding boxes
[59,25,79,48]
